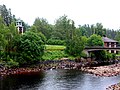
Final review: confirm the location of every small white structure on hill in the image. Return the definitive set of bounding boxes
[16,19,23,34]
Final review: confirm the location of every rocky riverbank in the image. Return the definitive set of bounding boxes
[0,59,120,77]
[0,67,42,76]
[1,60,120,89]
[106,82,120,90]
[0,59,81,76]
[82,63,120,77]
[81,63,120,90]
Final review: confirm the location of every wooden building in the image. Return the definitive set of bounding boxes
[102,36,118,53]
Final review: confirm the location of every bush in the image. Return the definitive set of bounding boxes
[42,51,68,60]
[80,52,87,58]
[15,31,45,65]
[6,59,19,68]
[87,34,103,46]
[47,39,65,45]
[65,35,85,57]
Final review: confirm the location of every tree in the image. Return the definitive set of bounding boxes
[78,23,106,37]
[52,15,75,40]
[115,30,120,44]
[95,23,106,36]
[29,25,47,43]
[87,34,104,46]
[0,16,7,59]
[0,17,18,61]
[65,28,87,57]
[33,17,52,39]
[5,22,18,57]
[79,24,92,37]
[106,29,118,40]
[15,31,45,65]
[0,4,12,26]
[29,25,38,33]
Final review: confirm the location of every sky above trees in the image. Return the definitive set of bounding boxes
[1,0,120,29]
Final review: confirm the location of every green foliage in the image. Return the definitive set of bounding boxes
[15,31,45,65]
[0,16,7,50]
[51,15,75,40]
[6,59,19,68]
[33,17,52,39]
[91,50,116,61]
[87,34,104,46]
[106,53,116,60]
[29,25,47,43]
[43,45,76,60]
[0,4,119,67]
[29,25,38,33]
[115,30,120,44]
[45,45,65,51]
[107,29,117,39]
[0,4,13,26]
[42,51,68,60]
[65,29,87,57]
[47,39,65,45]
[79,23,106,37]
[92,50,107,61]
[80,51,87,58]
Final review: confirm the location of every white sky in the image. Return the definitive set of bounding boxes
[0,0,120,29]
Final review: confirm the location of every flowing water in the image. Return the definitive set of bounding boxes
[0,69,120,90]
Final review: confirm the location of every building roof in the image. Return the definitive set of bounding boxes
[102,37,118,43]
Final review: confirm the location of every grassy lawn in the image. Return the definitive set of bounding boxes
[45,45,66,51]
[42,45,75,60]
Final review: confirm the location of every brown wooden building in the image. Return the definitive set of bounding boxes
[102,36,118,53]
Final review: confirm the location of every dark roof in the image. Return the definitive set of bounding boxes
[102,37,118,42]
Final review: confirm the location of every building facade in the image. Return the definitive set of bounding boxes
[16,19,24,34]
[102,36,118,53]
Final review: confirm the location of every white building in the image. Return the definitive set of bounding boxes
[16,19,24,34]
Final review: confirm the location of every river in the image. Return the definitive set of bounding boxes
[0,69,120,90]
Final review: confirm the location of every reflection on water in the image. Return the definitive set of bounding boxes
[0,69,120,90]
[0,72,45,90]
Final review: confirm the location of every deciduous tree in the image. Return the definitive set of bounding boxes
[87,34,103,46]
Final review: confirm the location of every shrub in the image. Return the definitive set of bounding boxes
[6,59,19,68]
[87,34,104,46]
[47,39,65,45]
[42,51,68,60]
[15,31,45,65]
[80,52,87,58]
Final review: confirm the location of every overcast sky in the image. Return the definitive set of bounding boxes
[0,0,120,29]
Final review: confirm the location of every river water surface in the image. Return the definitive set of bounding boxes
[0,69,120,90]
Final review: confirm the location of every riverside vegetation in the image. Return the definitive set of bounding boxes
[1,4,120,90]
[0,4,119,75]
[0,4,119,68]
